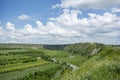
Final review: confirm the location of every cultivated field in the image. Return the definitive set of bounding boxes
[0,43,120,80]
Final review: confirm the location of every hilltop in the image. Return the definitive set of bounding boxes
[60,43,120,80]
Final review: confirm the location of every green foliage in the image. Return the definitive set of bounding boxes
[0,53,36,65]
[60,45,120,80]
[58,55,87,66]
[64,43,104,56]
[40,49,69,58]
[0,60,48,73]
[17,64,61,80]
[0,43,120,80]
[0,44,43,49]
[0,63,60,80]
[9,50,50,60]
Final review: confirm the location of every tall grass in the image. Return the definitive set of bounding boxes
[60,46,120,80]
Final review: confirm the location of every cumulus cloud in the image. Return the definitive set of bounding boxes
[6,22,15,31]
[53,0,120,9]
[48,9,120,44]
[0,27,3,36]
[23,24,33,32]
[111,7,120,13]
[36,20,43,28]
[18,15,31,20]
[49,9,82,27]
[0,9,120,44]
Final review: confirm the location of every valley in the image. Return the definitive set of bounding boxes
[0,43,120,80]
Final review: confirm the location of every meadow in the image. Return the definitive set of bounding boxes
[0,43,120,80]
[0,47,70,80]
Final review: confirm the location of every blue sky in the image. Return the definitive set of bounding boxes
[0,0,120,44]
[0,0,61,27]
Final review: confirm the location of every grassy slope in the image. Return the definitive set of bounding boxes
[64,43,104,55]
[57,43,104,66]
[0,44,43,49]
[0,63,60,80]
[0,60,48,73]
[0,43,120,80]
[57,55,87,66]
[60,43,120,80]
[40,49,69,58]
[0,48,62,80]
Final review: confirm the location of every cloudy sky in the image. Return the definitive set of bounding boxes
[0,0,120,44]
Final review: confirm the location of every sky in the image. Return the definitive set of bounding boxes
[0,0,120,45]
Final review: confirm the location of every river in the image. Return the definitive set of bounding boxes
[51,58,78,70]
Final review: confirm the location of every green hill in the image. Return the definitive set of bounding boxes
[59,43,120,80]
[64,43,104,56]
[0,43,43,49]
[0,43,67,50]
[0,43,120,80]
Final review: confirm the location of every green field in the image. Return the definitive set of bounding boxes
[0,43,120,80]
[0,63,60,80]
[0,47,69,80]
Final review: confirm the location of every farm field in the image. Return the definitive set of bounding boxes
[0,47,71,80]
[0,43,120,80]
[0,63,60,80]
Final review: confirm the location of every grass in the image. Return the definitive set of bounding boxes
[0,43,120,80]
[9,50,45,57]
[60,46,120,80]
[0,60,48,73]
[0,63,60,80]
[0,51,38,66]
[0,48,65,80]
[18,64,61,80]
[57,55,87,66]
[0,49,27,54]
[40,49,69,58]
[64,43,104,56]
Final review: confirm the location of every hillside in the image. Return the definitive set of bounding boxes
[0,44,67,50]
[59,43,120,80]
[64,43,105,56]
[0,44,43,49]
[0,43,120,80]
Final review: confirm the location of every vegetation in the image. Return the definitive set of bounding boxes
[18,65,61,80]
[60,44,120,80]
[0,43,120,80]
[57,55,87,66]
[0,63,60,80]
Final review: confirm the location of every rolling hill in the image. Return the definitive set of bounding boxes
[60,43,120,80]
[0,43,120,80]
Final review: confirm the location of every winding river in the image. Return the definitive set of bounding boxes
[51,58,78,70]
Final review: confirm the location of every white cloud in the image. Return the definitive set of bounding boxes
[47,22,56,27]
[52,4,60,8]
[49,9,82,27]
[48,9,120,44]
[53,0,120,9]
[6,22,15,31]
[87,12,118,27]
[111,7,120,13]
[0,9,120,44]
[23,24,33,32]
[0,27,3,36]
[36,20,43,27]
[18,15,31,20]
